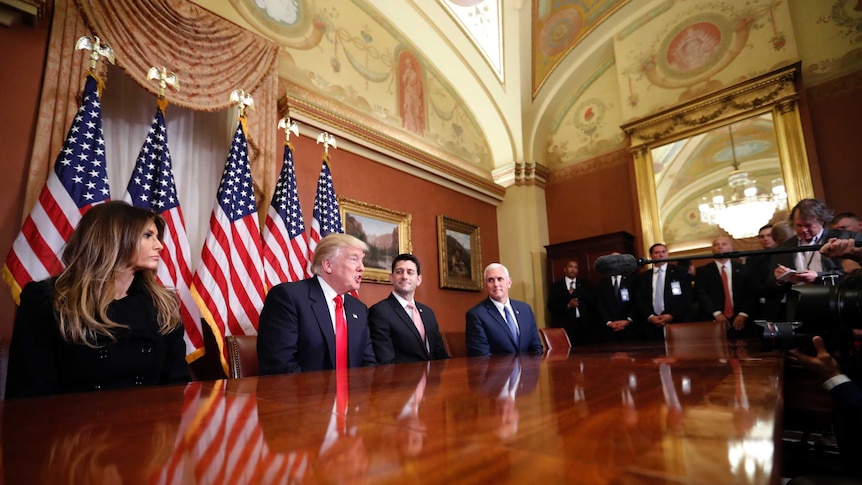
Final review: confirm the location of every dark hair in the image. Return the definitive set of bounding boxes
[789,199,833,225]
[833,211,859,223]
[676,259,692,268]
[649,243,667,254]
[759,224,773,232]
[391,253,421,275]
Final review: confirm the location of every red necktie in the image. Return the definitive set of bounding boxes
[334,295,348,370]
[721,265,733,318]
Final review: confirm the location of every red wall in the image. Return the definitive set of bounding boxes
[545,150,642,253]
[281,136,499,333]
[0,22,51,339]
[805,71,862,214]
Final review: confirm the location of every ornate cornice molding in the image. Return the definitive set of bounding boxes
[280,86,506,202]
[546,149,631,184]
[492,162,550,188]
[621,62,802,148]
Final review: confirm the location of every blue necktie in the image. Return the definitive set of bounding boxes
[504,306,519,342]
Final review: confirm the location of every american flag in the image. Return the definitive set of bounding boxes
[262,141,310,287]
[307,155,345,268]
[124,106,205,362]
[2,75,110,303]
[191,120,265,375]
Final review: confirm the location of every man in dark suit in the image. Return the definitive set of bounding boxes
[695,236,758,338]
[465,263,544,356]
[258,233,377,374]
[635,243,694,340]
[368,253,449,364]
[744,224,781,321]
[547,260,594,345]
[594,272,638,343]
[772,199,862,288]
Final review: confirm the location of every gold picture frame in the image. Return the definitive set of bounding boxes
[437,215,482,291]
[338,196,412,284]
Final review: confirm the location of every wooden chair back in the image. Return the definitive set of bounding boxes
[226,335,259,378]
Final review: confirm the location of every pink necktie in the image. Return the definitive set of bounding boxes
[334,295,347,370]
[407,303,426,343]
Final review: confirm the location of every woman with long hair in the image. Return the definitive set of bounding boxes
[6,201,190,398]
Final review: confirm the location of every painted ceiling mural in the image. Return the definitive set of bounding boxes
[532,0,628,98]
[223,0,493,172]
[189,0,862,184]
[544,56,627,170]
[439,0,503,81]
[614,0,799,122]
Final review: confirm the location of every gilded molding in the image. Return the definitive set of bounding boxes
[621,63,801,148]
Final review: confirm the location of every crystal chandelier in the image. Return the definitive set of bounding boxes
[698,125,788,239]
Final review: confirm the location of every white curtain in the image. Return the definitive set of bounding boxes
[101,65,234,268]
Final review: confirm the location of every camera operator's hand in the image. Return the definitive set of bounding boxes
[787,336,842,381]
[820,237,862,262]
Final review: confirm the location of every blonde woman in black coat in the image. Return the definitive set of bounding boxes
[6,201,190,398]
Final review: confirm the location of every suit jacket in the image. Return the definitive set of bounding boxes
[695,261,758,337]
[594,275,638,342]
[769,229,862,282]
[465,298,543,357]
[258,277,377,375]
[635,264,694,340]
[546,277,593,324]
[367,294,449,364]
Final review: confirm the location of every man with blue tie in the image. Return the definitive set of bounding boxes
[465,263,544,356]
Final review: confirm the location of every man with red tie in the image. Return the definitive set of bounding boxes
[368,253,450,364]
[695,236,757,338]
[258,233,377,374]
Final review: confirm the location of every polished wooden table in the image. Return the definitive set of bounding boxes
[2,340,783,484]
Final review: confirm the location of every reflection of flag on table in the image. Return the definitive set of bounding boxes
[124,106,204,362]
[2,75,110,303]
[192,120,265,374]
[307,155,344,269]
[152,382,309,485]
[262,141,309,287]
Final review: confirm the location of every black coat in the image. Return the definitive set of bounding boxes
[367,293,449,364]
[6,276,190,399]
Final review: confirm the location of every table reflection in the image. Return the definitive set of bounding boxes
[2,340,783,484]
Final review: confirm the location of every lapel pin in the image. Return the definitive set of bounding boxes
[352,313,358,319]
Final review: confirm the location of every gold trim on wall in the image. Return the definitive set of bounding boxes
[338,196,412,284]
[621,62,814,255]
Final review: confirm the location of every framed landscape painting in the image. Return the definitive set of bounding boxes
[338,196,412,283]
[437,215,482,291]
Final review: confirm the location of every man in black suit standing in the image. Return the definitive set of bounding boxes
[594,268,637,343]
[695,236,757,338]
[635,243,694,340]
[257,233,377,374]
[547,260,594,345]
[368,254,449,364]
